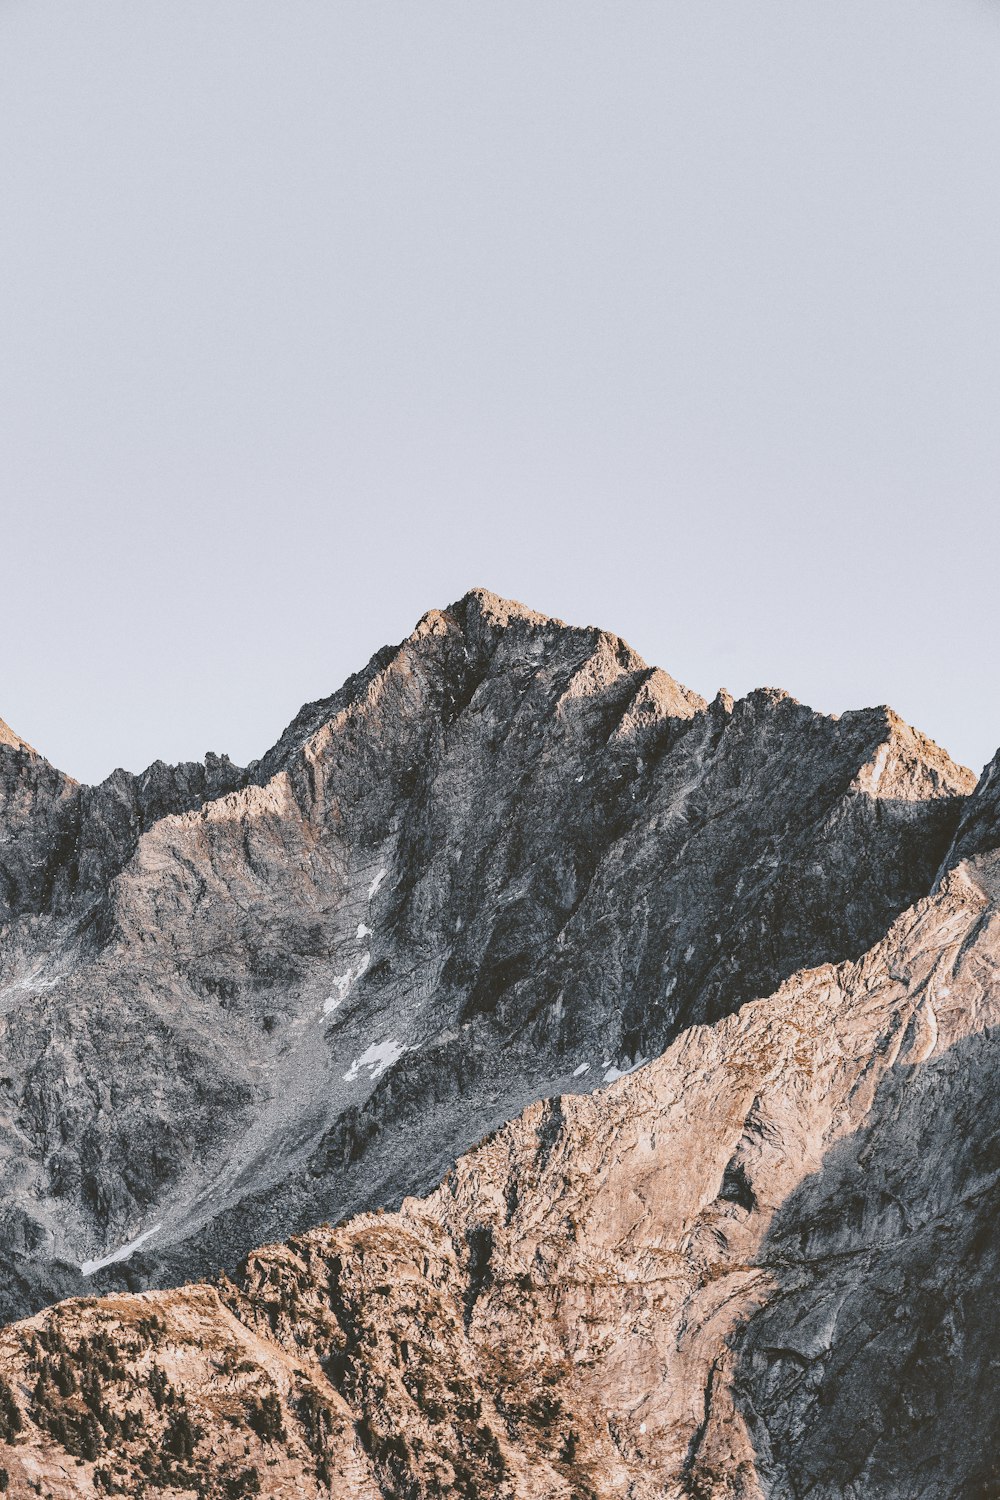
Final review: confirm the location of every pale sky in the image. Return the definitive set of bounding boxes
[1,1,998,784]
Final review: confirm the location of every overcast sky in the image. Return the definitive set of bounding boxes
[1,1,998,784]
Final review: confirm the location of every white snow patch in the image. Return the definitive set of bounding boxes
[640,1421,647,1434]
[867,743,891,796]
[81,1223,162,1277]
[323,969,354,1015]
[602,1057,648,1084]
[368,869,387,899]
[572,1062,590,1077]
[344,1038,406,1083]
[684,944,695,962]
[575,775,584,783]
[323,953,372,1016]
[356,922,372,940]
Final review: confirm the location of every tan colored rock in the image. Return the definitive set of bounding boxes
[0,593,976,1321]
[1,825,998,1496]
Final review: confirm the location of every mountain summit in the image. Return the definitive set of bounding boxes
[0,591,995,1495]
[0,592,975,1331]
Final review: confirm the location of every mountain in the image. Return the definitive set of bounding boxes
[0,591,975,1329]
[0,753,997,1497]
[0,721,34,756]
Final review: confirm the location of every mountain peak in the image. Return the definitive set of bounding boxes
[0,593,995,1498]
[0,590,985,1326]
[444,586,560,632]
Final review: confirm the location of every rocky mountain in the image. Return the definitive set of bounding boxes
[0,591,975,1328]
[0,753,997,1497]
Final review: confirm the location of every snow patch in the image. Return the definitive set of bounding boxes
[356,922,372,940]
[323,951,371,1016]
[323,969,354,1015]
[572,1062,590,1077]
[867,743,891,796]
[602,1056,648,1084]
[368,869,387,899]
[81,1223,162,1277]
[343,1037,406,1083]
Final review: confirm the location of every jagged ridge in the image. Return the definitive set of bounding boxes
[0,591,977,1333]
[0,758,998,1496]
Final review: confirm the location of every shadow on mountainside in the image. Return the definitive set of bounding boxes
[693,1026,1000,1500]
[0,597,975,1327]
[87,785,968,1310]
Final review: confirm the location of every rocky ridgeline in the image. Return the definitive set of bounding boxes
[0,592,976,1325]
[0,769,998,1496]
[0,589,993,1494]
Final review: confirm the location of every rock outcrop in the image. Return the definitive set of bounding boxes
[0,591,977,1336]
[0,781,998,1496]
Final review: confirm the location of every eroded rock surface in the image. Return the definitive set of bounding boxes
[0,591,976,1330]
[1,819,999,1496]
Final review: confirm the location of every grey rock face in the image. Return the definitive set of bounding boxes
[0,739,243,970]
[942,745,1000,872]
[0,591,975,1323]
[2,819,999,1496]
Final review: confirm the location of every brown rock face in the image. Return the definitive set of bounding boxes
[0,721,35,756]
[0,826,999,1496]
[0,593,975,1328]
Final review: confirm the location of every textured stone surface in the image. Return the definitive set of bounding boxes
[0,814,998,1496]
[0,590,976,1333]
[943,746,1000,871]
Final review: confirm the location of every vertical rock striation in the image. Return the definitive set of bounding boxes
[1,812,999,1494]
[0,591,977,1333]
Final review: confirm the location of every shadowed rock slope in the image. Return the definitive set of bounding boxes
[0,591,975,1325]
[0,766,998,1497]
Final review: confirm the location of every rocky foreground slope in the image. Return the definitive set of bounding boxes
[0,592,975,1323]
[0,744,997,1497]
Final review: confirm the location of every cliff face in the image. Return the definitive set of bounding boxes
[0,738,243,975]
[942,746,1000,872]
[0,592,973,1323]
[0,810,998,1497]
